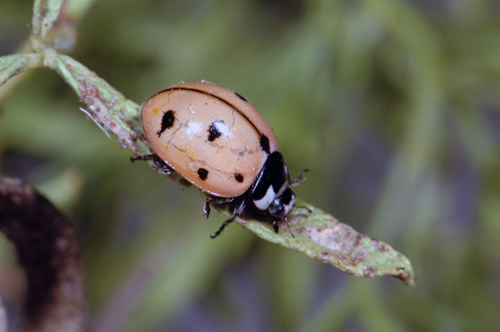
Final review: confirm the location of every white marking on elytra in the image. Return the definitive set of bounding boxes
[186,122,201,136]
[214,121,232,138]
[254,186,276,210]
[189,105,195,114]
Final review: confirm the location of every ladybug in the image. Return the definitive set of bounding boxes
[133,81,305,238]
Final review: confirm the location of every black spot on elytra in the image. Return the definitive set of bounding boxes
[234,173,244,183]
[207,120,224,142]
[157,110,175,137]
[234,92,247,101]
[198,168,209,180]
[260,135,270,154]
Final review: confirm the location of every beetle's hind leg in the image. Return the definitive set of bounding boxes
[131,154,174,174]
[209,196,247,239]
[203,196,235,219]
[209,215,237,239]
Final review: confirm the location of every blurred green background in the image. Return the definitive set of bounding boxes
[1,0,500,331]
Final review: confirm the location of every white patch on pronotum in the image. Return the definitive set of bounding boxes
[253,186,276,210]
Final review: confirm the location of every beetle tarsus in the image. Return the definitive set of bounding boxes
[209,216,236,239]
[132,154,173,174]
[272,220,279,233]
[130,154,155,162]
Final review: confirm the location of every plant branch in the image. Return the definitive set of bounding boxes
[0,176,86,332]
[0,0,416,286]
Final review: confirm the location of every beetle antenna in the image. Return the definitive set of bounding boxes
[284,217,295,238]
[290,169,309,186]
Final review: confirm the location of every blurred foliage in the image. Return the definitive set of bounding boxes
[1,0,500,331]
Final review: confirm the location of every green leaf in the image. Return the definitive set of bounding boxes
[31,0,64,39]
[0,54,35,87]
[240,199,416,286]
[47,54,149,155]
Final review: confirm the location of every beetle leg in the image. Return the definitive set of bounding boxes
[205,196,234,204]
[272,220,279,233]
[203,201,211,219]
[131,154,173,174]
[130,154,155,163]
[203,196,234,220]
[270,217,295,238]
[203,195,237,223]
[293,204,313,213]
[209,197,246,239]
[209,216,236,239]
